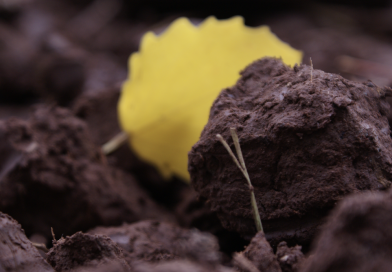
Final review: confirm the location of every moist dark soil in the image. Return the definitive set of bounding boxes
[47,232,132,272]
[88,220,222,266]
[276,242,305,272]
[302,191,392,272]
[0,212,54,272]
[3,1,392,271]
[189,57,392,245]
[239,231,281,272]
[0,106,173,241]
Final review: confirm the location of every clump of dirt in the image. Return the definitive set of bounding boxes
[88,220,222,265]
[0,212,54,272]
[134,260,235,272]
[47,232,131,272]
[189,57,392,244]
[0,105,173,240]
[302,191,392,272]
[276,241,304,272]
[236,231,281,272]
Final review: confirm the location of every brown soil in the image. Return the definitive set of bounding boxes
[276,242,305,272]
[240,231,281,272]
[0,105,173,240]
[88,220,222,266]
[2,1,392,271]
[189,57,392,245]
[302,191,392,272]
[134,260,234,272]
[47,232,131,272]
[0,212,54,272]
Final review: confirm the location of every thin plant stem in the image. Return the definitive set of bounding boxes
[216,129,263,233]
[102,131,129,155]
[216,134,246,178]
[32,242,48,253]
[310,57,313,83]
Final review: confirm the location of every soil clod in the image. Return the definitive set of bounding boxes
[0,212,54,272]
[235,231,281,272]
[0,106,173,240]
[189,57,392,244]
[46,232,132,272]
[302,191,392,272]
[276,241,304,272]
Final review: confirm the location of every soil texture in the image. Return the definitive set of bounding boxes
[239,231,281,272]
[88,220,222,266]
[47,232,131,272]
[276,241,304,272]
[189,57,392,244]
[134,260,234,272]
[0,212,54,272]
[3,1,392,271]
[0,105,173,240]
[302,191,392,272]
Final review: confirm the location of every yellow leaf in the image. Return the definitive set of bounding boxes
[118,16,302,181]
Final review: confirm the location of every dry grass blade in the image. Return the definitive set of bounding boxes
[310,57,313,83]
[216,129,263,233]
[102,131,129,155]
[32,242,49,253]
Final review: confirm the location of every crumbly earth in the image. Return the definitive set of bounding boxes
[0,106,173,240]
[134,260,235,272]
[302,191,392,272]
[189,57,392,244]
[276,241,304,272]
[46,232,132,272]
[88,220,222,265]
[238,231,281,272]
[0,212,54,272]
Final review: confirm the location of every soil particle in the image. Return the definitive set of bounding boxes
[189,57,392,245]
[134,260,234,272]
[88,220,222,266]
[46,232,131,272]
[302,191,392,272]
[276,242,304,272]
[0,105,173,240]
[0,212,54,272]
[236,231,281,272]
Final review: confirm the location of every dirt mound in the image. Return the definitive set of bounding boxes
[0,212,54,272]
[89,220,222,265]
[134,260,234,272]
[302,191,392,272]
[276,241,304,272]
[47,232,131,272]
[0,106,173,239]
[238,231,281,272]
[189,57,392,244]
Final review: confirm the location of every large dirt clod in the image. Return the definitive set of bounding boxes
[0,106,173,239]
[189,57,392,244]
[0,212,54,272]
